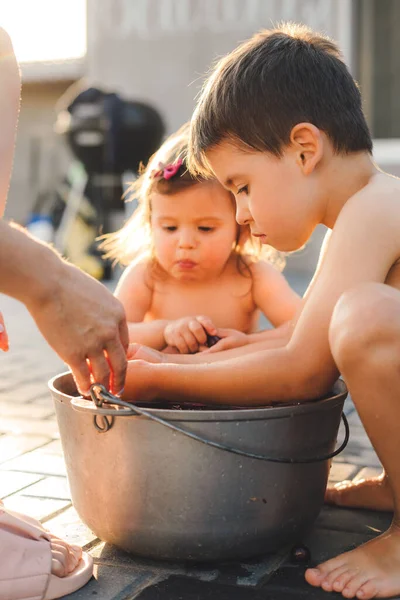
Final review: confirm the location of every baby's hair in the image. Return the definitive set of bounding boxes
[189,22,372,176]
[101,122,284,271]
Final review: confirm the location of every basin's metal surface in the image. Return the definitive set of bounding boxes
[49,372,347,561]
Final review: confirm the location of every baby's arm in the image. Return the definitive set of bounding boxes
[115,262,167,350]
[251,261,302,327]
[124,184,399,404]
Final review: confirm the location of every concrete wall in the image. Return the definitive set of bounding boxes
[5,80,74,223]
[86,0,351,132]
[83,0,351,273]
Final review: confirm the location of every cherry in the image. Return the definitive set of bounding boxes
[206,334,221,348]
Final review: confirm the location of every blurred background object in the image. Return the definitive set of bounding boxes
[2,0,400,277]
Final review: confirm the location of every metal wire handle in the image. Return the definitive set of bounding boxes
[90,384,349,464]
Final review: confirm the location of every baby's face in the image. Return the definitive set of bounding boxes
[150,181,237,282]
[206,140,320,252]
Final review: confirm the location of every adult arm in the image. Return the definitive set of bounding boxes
[0,28,20,217]
[0,221,129,395]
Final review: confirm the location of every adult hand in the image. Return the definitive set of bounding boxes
[164,315,216,353]
[27,261,129,396]
[200,328,249,353]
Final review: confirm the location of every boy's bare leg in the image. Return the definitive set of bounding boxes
[306,283,400,599]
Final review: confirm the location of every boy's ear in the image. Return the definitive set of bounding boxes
[290,123,323,175]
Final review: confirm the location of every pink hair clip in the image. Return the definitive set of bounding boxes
[151,158,183,180]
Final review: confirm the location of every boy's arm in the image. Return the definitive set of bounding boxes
[125,186,398,405]
[115,262,168,350]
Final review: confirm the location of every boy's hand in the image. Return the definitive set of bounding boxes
[0,311,9,351]
[164,315,217,354]
[200,328,249,353]
[124,358,158,402]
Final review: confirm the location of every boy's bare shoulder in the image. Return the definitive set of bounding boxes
[327,172,400,272]
[337,173,400,232]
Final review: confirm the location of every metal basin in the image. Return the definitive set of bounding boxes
[49,372,347,562]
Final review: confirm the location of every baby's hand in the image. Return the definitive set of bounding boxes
[200,328,249,354]
[164,315,217,354]
[0,312,9,352]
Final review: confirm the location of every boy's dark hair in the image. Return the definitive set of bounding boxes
[189,23,373,175]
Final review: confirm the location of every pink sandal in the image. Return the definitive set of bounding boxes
[0,505,93,599]
[0,311,9,352]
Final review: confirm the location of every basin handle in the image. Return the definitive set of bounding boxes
[70,384,349,464]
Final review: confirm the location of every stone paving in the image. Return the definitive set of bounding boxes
[0,278,393,600]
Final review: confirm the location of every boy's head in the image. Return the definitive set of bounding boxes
[189,23,372,174]
[188,24,373,252]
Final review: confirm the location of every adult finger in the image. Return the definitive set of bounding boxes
[105,338,127,395]
[87,352,111,391]
[69,357,92,396]
[119,315,129,352]
[188,319,207,345]
[196,315,217,335]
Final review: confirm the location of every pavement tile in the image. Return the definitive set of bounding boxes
[0,380,52,402]
[134,572,342,600]
[20,475,71,500]
[353,467,382,481]
[313,506,392,536]
[61,566,160,600]
[0,417,60,437]
[0,400,54,419]
[91,542,289,588]
[0,470,44,498]
[335,449,382,469]
[38,439,64,454]
[0,433,51,464]
[134,577,261,600]
[2,445,67,475]
[3,492,70,520]
[328,462,359,483]
[31,395,56,408]
[266,565,342,599]
[44,506,98,546]
[302,525,376,565]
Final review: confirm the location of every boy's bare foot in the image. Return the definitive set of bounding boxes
[325,473,394,512]
[305,523,400,598]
